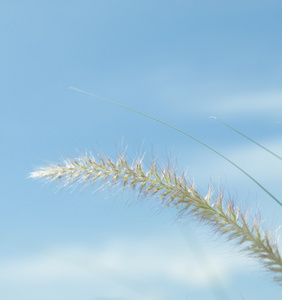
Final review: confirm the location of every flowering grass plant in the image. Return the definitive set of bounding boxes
[30,149,282,284]
[30,88,282,288]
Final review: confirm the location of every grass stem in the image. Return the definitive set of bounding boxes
[69,87,282,208]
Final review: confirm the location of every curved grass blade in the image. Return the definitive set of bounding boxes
[210,117,282,161]
[69,87,282,208]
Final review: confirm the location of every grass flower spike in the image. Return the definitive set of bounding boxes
[30,151,282,283]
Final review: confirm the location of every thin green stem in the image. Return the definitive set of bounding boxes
[210,116,282,161]
[69,87,282,208]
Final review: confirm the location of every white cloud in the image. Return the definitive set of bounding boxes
[0,236,245,289]
[158,86,282,117]
[214,90,282,115]
[179,135,282,184]
[211,136,282,188]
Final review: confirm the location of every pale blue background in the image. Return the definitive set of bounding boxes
[1,1,282,299]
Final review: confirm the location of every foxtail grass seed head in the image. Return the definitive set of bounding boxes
[30,151,282,283]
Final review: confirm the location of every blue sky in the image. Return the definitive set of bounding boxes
[1,1,282,299]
